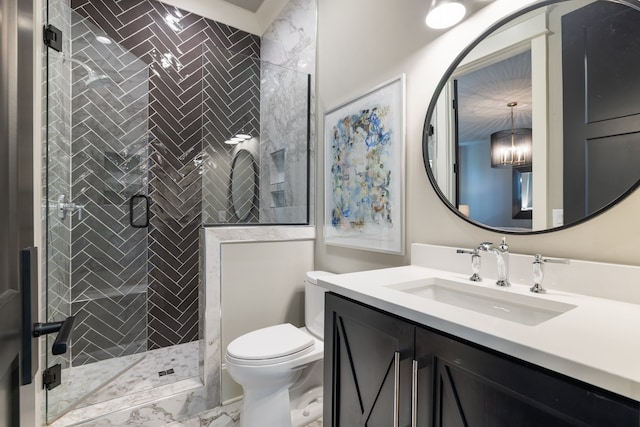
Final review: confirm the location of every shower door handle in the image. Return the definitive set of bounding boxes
[21,247,38,385]
[129,195,149,228]
[33,315,76,355]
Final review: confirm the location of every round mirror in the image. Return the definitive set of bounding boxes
[230,149,257,221]
[423,0,640,233]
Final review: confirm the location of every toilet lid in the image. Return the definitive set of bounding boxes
[227,323,314,360]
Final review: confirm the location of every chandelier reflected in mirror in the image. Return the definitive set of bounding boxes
[490,102,532,168]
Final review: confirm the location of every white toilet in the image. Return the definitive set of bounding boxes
[225,271,334,427]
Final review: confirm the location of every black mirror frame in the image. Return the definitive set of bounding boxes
[422,0,640,235]
[229,148,258,222]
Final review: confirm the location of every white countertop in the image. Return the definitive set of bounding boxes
[319,265,640,401]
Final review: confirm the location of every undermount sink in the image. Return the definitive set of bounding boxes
[386,277,576,326]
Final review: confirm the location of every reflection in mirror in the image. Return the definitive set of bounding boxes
[230,149,257,221]
[424,0,640,233]
[513,168,533,220]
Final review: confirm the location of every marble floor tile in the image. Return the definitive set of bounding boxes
[169,400,323,427]
[82,341,200,406]
[45,328,323,427]
[54,384,322,427]
[49,342,201,426]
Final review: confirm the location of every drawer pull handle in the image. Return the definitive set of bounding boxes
[412,359,418,427]
[394,351,400,427]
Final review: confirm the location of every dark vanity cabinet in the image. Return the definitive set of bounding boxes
[323,291,414,426]
[324,292,640,427]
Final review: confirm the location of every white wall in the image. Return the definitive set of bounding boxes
[220,239,314,402]
[316,0,640,273]
[221,240,314,348]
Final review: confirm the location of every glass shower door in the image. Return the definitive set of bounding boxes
[44,0,150,421]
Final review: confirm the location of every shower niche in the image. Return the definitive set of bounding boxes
[270,149,286,208]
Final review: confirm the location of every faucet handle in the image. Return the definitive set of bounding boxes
[478,242,493,251]
[541,256,570,265]
[76,204,85,220]
[531,254,545,293]
[456,248,482,282]
[530,254,570,293]
[456,249,474,255]
[499,237,509,252]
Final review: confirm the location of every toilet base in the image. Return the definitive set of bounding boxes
[291,389,323,427]
[240,388,323,427]
[240,383,296,427]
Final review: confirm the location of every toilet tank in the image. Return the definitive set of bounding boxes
[305,271,334,339]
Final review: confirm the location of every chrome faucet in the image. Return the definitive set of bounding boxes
[57,194,85,221]
[478,238,511,287]
[531,254,570,293]
[456,248,482,282]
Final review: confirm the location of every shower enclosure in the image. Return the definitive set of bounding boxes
[43,0,310,423]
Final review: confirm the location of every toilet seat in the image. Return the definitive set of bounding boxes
[227,323,315,366]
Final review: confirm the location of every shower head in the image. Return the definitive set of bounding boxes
[84,69,109,86]
[60,52,108,86]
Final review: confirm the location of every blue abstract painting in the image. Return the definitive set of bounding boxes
[324,76,404,254]
[329,106,393,230]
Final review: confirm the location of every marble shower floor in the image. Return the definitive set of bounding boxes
[49,340,323,427]
[50,342,201,426]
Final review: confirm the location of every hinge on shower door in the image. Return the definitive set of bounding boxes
[43,364,62,390]
[43,24,62,52]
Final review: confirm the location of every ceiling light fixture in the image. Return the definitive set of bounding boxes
[225,117,253,145]
[490,102,532,168]
[425,0,467,29]
[95,36,112,45]
[223,134,252,146]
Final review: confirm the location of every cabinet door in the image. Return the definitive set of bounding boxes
[324,293,414,427]
[416,327,640,427]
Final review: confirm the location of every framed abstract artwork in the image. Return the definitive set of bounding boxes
[323,75,405,254]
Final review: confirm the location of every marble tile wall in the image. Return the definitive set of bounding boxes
[259,0,317,224]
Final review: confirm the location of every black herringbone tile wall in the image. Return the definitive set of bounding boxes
[202,45,260,224]
[71,0,260,353]
[69,12,150,365]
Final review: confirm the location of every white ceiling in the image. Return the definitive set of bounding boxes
[456,50,532,144]
[223,0,265,13]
